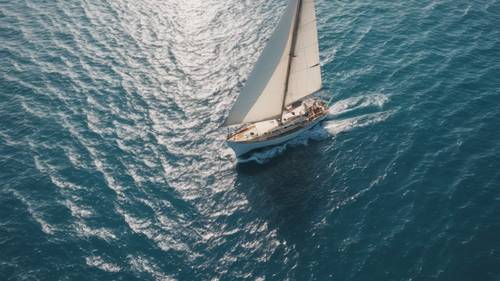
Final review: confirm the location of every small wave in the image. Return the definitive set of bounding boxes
[321,47,337,66]
[10,190,55,235]
[118,207,190,253]
[128,255,175,281]
[33,155,83,190]
[74,221,117,241]
[64,200,93,218]
[85,256,121,273]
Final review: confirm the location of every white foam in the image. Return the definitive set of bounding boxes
[74,220,117,241]
[128,255,175,281]
[85,256,121,273]
[64,146,87,169]
[328,94,389,116]
[49,174,82,190]
[65,200,93,218]
[321,47,337,66]
[323,109,395,135]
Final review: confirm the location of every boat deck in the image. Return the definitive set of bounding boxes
[227,99,327,142]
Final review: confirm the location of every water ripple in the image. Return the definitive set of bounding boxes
[1,0,500,280]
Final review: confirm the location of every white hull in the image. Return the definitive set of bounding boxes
[227,114,326,157]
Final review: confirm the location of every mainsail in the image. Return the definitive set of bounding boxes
[284,0,322,106]
[224,0,321,126]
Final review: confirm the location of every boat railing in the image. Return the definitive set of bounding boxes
[228,101,327,142]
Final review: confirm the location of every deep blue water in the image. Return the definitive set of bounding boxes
[1,0,500,280]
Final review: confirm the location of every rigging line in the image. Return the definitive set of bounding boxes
[327,90,335,107]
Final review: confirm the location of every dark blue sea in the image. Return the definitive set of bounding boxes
[1,0,500,280]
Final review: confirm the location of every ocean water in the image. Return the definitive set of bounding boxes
[1,0,500,280]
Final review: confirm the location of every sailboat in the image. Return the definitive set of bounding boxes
[224,0,328,157]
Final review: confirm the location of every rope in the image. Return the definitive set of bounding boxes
[326,91,335,107]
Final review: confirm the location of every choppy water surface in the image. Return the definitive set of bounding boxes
[1,0,500,280]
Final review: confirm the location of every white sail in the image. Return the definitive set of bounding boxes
[224,0,321,126]
[285,0,322,106]
[224,0,300,126]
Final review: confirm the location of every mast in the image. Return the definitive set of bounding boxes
[280,0,303,121]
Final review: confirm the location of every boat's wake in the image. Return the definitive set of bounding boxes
[327,94,388,117]
[237,94,393,164]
